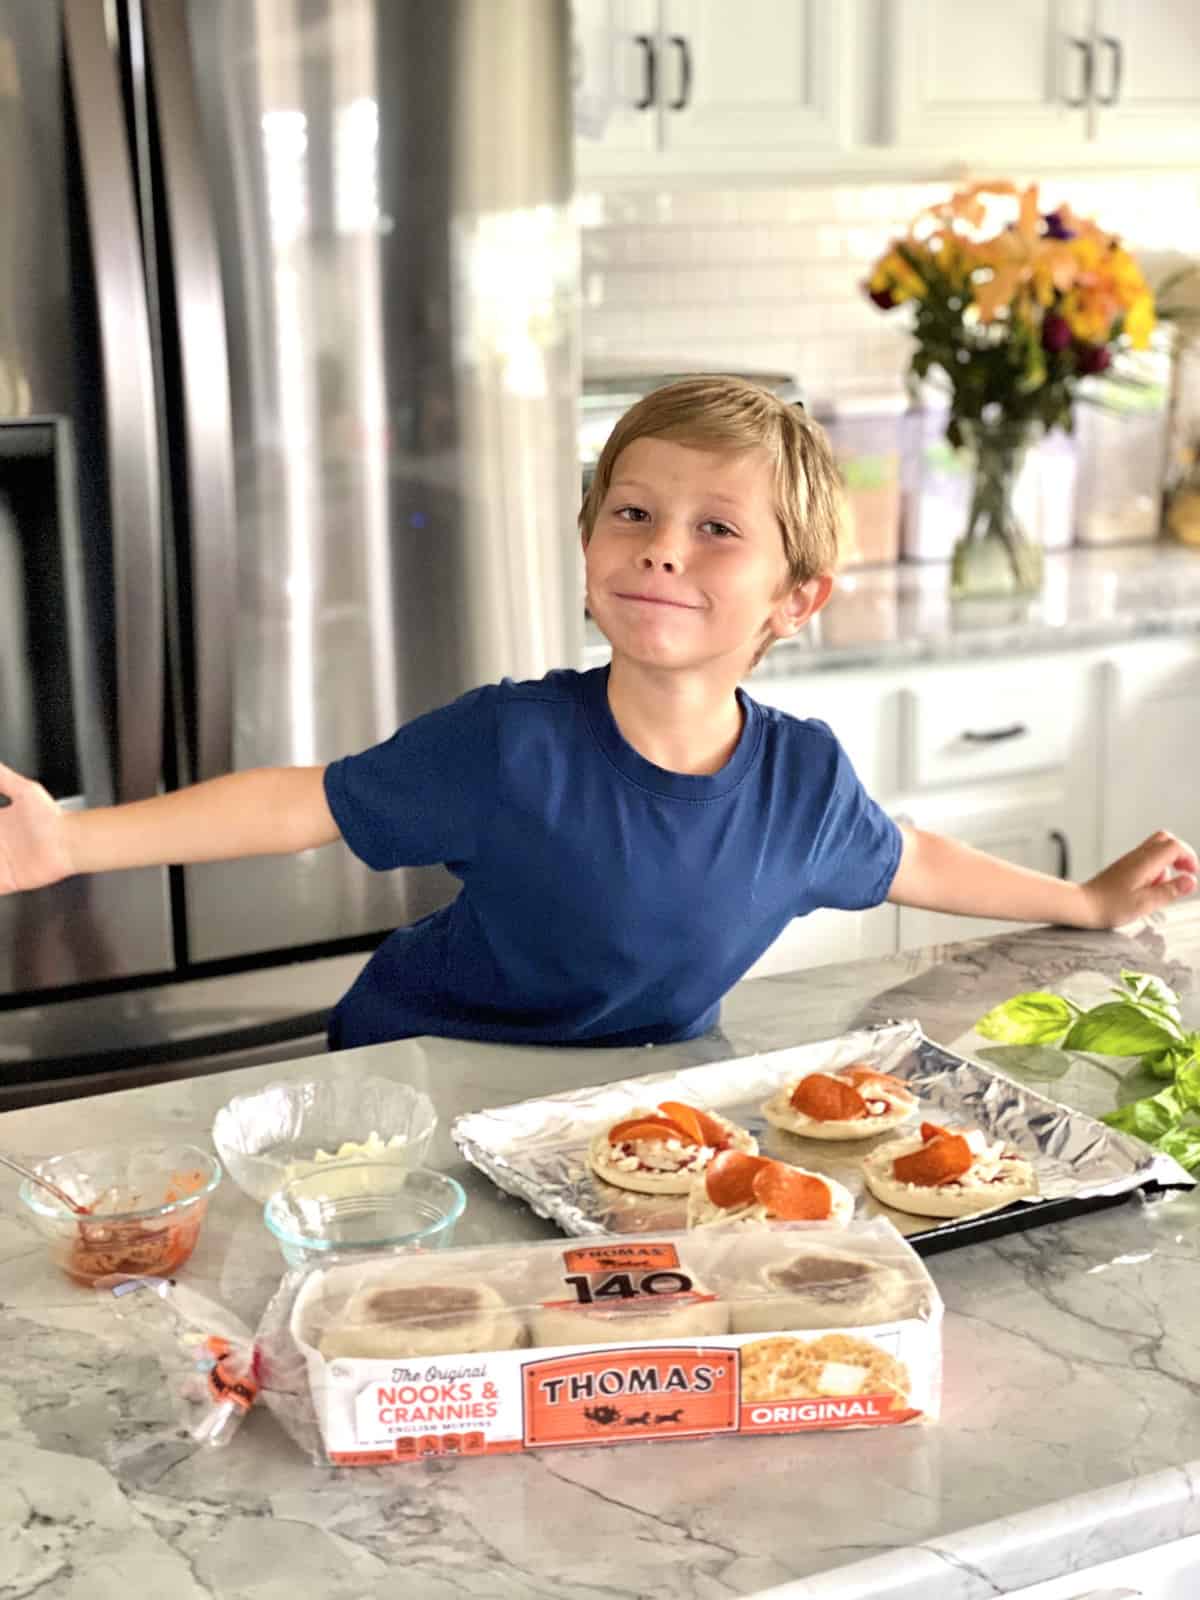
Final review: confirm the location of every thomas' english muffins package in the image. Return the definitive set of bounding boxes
[263,1218,942,1465]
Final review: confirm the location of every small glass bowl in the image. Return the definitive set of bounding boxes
[263,1160,465,1269]
[212,1075,438,1204]
[18,1143,222,1287]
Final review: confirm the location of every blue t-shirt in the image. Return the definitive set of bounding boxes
[323,666,901,1050]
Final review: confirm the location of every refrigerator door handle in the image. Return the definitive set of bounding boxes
[140,0,236,782]
[62,0,164,803]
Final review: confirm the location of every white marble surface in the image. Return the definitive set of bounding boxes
[583,544,1200,676]
[4,908,1200,1599]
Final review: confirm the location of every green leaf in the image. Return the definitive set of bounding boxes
[1173,1059,1200,1112]
[974,992,1075,1045]
[1117,1060,1173,1105]
[1063,1003,1177,1056]
[1103,1086,1183,1141]
[975,1044,1075,1080]
[1154,1125,1200,1173]
[1111,971,1183,1033]
[1140,1045,1189,1081]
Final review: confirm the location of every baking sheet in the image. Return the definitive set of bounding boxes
[451,1020,1193,1252]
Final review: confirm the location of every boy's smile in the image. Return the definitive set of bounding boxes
[583,436,821,679]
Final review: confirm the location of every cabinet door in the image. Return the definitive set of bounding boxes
[884,0,1091,154]
[1102,639,1200,864]
[896,785,1078,951]
[658,0,847,153]
[1091,0,1200,156]
[573,0,661,164]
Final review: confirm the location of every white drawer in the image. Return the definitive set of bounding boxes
[902,665,1084,790]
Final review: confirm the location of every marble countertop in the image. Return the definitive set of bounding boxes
[583,543,1200,675]
[5,908,1200,1599]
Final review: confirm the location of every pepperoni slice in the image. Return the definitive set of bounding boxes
[657,1101,730,1148]
[840,1065,914,1100]
[919,1120,952,1143]
[892,1133,973,1187]
[704,1150,770,1207]
[607,1115,698,1147]
[751,1162,834,1221]
[789,1073,867,1121]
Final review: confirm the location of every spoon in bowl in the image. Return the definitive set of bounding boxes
[0,1149,91,1214]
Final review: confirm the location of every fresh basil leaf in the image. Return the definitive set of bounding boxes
[1063,1003,1177,1056]
[975,1044,1075,1080]
[1154,1125,1200,1173]
[1113,972,1183,1031]
[1103,1086,1183,1141]
[1140,1045,1189,1081]
[1173,1059,1200,1112]
[1117,1061,1173,1105]
[975,992,1075,1045]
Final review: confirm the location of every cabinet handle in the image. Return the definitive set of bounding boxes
[1095,34,1123,106]
[960,722,1029,744]
[1050,828,1071,880]
[632,34,657,110]
[668,35,692,111]
[1063,35,1094,108]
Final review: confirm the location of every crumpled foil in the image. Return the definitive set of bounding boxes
[451,1019,1193,1245]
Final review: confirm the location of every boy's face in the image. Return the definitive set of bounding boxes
[583,436,830,679]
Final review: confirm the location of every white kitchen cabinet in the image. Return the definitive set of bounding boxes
[883,0,1200,162]
[1100,637,1200,865]
[572,0,660,155]
[574,0,850,180]
[1089,0,1200,155]
[884,0,1093,157]
[743,647,1104,976]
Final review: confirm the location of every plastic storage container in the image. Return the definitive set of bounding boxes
[816,389,906,568]
[1073,345,1171,545]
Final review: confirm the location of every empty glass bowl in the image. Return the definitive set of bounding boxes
[212,1075,438,1203]
[263,1160,465,1268]
[18,1143,222,1286]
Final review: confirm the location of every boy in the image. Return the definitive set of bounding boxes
[0,376,1194,1051]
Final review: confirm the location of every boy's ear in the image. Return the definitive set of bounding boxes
[770,573,834,638]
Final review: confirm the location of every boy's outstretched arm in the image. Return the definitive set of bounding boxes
[0,763,340,896]
[887,825,1199,931]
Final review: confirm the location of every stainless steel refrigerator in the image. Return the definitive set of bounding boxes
[0,0,580,1092]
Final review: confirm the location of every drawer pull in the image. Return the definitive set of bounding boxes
[960,722,1029,744]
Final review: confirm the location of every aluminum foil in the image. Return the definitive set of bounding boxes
[451,1020,1194,1244]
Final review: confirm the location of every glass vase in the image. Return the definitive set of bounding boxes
[950,420,1045,599]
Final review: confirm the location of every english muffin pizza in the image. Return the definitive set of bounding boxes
[685,1149,854,1229]
[762,1063,917,1141]
[862,1120,1038,1219]
[587,1100,757,1196]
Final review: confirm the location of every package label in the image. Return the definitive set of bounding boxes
[314,1319,933,1465]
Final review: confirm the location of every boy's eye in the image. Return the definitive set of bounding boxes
[613,504,649,522]
[701,519,737,538]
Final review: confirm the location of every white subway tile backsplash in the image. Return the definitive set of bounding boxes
[580,172,1200,395]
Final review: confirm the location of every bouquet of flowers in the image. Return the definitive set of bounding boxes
[865,180,1156,445]
[865,181,1156,595]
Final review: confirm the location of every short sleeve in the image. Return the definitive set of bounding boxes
[804,729,902,912]
[323,685,497,871]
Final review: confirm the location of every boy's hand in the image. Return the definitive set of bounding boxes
[0,763,75,895]
[1079,830,1198,929]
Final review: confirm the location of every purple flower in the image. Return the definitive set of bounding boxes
[868,286,896,310]
[1076,344,1112,376]
[1042,312,1072,353]
[1043,210,1076,240]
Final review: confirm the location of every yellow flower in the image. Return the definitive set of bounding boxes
[1124,291,1156,349]
[868,244,927,304]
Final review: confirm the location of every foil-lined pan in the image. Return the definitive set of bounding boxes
[451,1020,1194,1248]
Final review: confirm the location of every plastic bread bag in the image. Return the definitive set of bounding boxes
[104,1275,264,1448]
[251,1218,944,1466]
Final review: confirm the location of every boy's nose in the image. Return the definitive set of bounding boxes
[637,525,684,572]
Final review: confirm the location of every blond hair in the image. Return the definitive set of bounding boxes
[579,374,842,583]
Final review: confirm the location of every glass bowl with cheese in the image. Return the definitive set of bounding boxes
[212,1075,437,1204]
